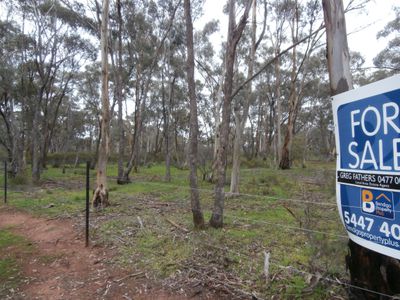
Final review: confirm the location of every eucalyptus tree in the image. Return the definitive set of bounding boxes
[92,0,110,208]
[162,25,178,182]
[184,0,205,228]
[77,64,101,169]
[210,0,252,229]
[111,0,126,184]
[48,101,87,153]
[0,0,96,183]
[230,0,267,193]
[120,0,181,183]
[269,0,290,165]
[0,19,33,178]
[322,0,388,297]
[279,0,323,169]
[193,19,220,178]
[373,7,400,73]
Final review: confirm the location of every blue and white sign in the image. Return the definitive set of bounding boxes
[333,74,400,259]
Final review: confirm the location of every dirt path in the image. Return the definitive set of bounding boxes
[0,207,197,300]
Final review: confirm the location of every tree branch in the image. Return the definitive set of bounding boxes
[231,24,325,99]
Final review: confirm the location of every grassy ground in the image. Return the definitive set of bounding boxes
[0,229,33,298]
[1,161,350,299]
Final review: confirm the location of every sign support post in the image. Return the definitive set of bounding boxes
[4,161,7,204]
[86,161,90,247]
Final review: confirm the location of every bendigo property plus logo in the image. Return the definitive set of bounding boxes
[361,188,394,219]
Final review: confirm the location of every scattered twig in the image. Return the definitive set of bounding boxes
[182,264,263,300]
[282,204,302,227]
[114,272,145,283]
[166,218,189,233]
[302,272,322,294]
[103,281,112,297]
[137,216,144,229]
[113,236,126,245]
[264,251,270,283]
[207,244,227,252]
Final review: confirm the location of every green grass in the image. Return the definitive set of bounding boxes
[0,229,33,297]
[8,188,86,218]
[2,161,348,298]
[0,230,26,250]
[0,258,18,282]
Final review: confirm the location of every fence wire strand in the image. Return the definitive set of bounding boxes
[2,164,398,298]
[196,230,397,299]
[129,180,338,207]
[225,215,348,239]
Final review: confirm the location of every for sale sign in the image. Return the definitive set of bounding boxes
[333,74,400,259]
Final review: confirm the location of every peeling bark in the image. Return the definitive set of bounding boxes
[184,0,205,229]
[94,0,110,207]
[210,0,252,229]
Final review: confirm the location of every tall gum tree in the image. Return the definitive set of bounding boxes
[209,0,252,229]
[279,0,322,169]
[92,0,110,209]
[279,0,299,170]
[26,1,95,183]
[115,0,125,184]
[322,0,400,297]
[230,0,267,194]
[184,0,205,229]
[121,0,181,183]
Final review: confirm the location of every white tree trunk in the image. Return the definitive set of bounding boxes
[93,0,110,209]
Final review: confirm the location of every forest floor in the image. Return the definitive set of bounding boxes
[0,161,350,299]
[0,207,214,299]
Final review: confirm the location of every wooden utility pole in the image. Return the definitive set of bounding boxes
[322,0,400,298]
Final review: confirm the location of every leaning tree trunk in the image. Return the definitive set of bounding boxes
[121,73,142,183]
[210,0,251,228]
[210,73,224,183]
[93,0,110,209]
[322,0,400,297]
[230,0,257,194]
[184,0,205,229]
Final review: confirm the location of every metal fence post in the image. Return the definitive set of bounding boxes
[85,161,90,247]
[4,161,7,204]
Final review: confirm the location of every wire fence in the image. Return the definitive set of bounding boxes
[1,161,7,203]
[1,161,397,298]
[225,215,348,240]
[202,236,398,300]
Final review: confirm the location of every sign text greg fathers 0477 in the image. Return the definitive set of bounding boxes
[333,74,400,259]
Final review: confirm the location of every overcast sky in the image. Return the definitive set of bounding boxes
[195,0,398,68]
